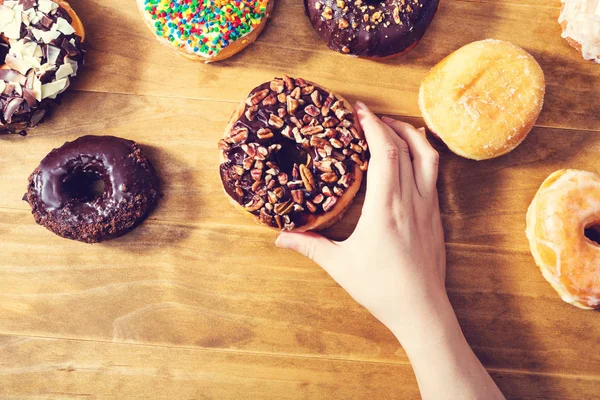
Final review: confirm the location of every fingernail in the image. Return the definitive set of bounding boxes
[381,116,393,123]
[275,233,294,249]
[355,100,366,110]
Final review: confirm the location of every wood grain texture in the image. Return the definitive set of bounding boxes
[1,0,600,398]
[2,335,600,400]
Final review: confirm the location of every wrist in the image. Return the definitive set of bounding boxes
[388,288,464,354]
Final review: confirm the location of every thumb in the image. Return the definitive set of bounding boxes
[276,232,339,268]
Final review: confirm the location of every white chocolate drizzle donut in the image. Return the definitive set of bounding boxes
[559,0,600,63]
[0,0,85,135]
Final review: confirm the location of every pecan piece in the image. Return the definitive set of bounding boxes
[228,127,249,144]
[314,160,333,172]
[257,128,274,140]
[270,78,285,94]
[287,96,299,114]
[273,186,284,198]
[246,89,269,106]
[277,172,289,185]
[274,214,283,229]
[333,186,344,196]
[301,125,324,136]
[295,77,308,87]
[330,138,343,148]
[245,105,258,121]
[283,75,294,91]
[313,194,325,204]
[262,94,277,106]
[218,139,230,150]
[305,200,317,213]
[251,168,263,181]
[301,85,315,95]
[275,199,294,215]
[299,164,315,192]
[268,114,285,128]
[245,196,265,212]
[267,190,278,204]
[287,180,303,189]
[322,186,333,197]
[291,189,304,204]
[322,195,338,212]
[235,187,244,198]
[277,93,287,103]
[260,209,274,225]
[252,180,264,192]
[281,126,294,140]
[321,172,338,183]
[290,86,301,100]
[334,162,347,175]
[335,108,352,120]
[305,104,320,117]
[311,90,322,107]
[321,93,335,116]
[322,116,338,128]
[292,163,300,180]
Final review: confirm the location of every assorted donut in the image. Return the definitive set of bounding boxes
[526,170,600,310]
[559,0,600,63]
[137,0,274,62]
[0,0,85,135]
[304,0,439,58]
[419,40,545,161]
[219,76,368,231]
[3,0,597,311]
[25,135,160,243]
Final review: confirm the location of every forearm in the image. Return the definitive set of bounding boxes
[390,293,505,400]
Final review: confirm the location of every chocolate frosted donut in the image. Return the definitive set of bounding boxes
[304,0,439,58]
[25,136,160,243]
[0,0,85,135]
[219,75,369,231]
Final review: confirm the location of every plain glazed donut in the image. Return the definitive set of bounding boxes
[25,135,160,243]
[137,0,274,63]
[558,0,600,63]
[304,0,439,58]
[219,75,369,231]
[526,169,600,310]
[419,39,545,160]
[0,0,85,135]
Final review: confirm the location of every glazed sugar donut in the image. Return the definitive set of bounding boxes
[526,169,600,310]
[137,0,274,63]
[304,0,439,58]
[219,75,369,231]
[558,0,600,63]
[25,136,160,243]
[0,0,85,135]
[419,39,545,160]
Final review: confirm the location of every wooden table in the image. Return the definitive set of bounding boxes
[1,0,599,398]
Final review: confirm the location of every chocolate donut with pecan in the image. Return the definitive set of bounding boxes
[304,0,439,58]
[0,0,85,135]
[219,75,369,231]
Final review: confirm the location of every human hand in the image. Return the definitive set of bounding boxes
[275,101,447,342]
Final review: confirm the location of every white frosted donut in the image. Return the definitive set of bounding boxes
[559,0,600,63]
[526,169,600,310]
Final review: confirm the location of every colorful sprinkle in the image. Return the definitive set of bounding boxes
[143,0,269,57]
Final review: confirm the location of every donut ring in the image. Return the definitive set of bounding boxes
[526,169,600,310]
[558,0,600,63]
[0,0,85,135]
[137,0,274,63]
[218,75,369,231]
[25,135,160,243]
[304,0,439,58]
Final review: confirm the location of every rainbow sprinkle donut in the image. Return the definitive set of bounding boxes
[137,0,274,62]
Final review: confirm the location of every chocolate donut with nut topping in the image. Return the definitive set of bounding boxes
[0,0,85,135]
[219,75,369,231]
[304,0,439,58]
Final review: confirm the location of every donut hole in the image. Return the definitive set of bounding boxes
[584,225,600,246]
[275,140,309,175]
[63,169,106,203]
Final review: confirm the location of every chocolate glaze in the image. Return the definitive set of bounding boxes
[304,0,438,58]
[0,1,85,135]
[219,76,368,230]
[26,135,160,243]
